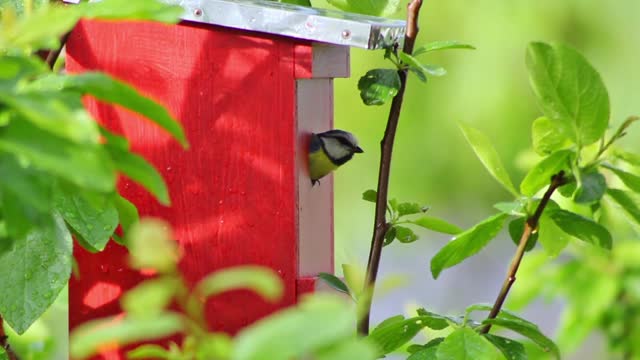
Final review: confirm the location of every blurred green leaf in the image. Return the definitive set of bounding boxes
[0,55,47,89]
[484,334,526,360]
[196,266,283,302]
[127,218,178,272]
[538,213,570,257]
[526,42,609,147]
[606,188,640,225]
[0,153,52,212]
[394,225,418,243]
[121,277,179,318]
[341,264,364,299]
[1,4,81,50]
[325,0,399,16]
[574,170,606,203]
[271,0,311,5]
[362,189,377,203]
[114,194,139,234]
[315,338,377,360]
[493,201,525,216]
[436,327,503,359]
[507,217,537,252]
[104,136,170,205]
[411,216,463,235]
[531,116,572,155]
[83,0,184,22]
[357,69,400,106]
[317,272,350,296]
[233,294,359,360]
[36,72,188,148]
[128,344,171,359]
[70,313,184,359]
[520,149,572,196]
[383,226,396,246]
[603,165,640,193]
[194,333,233,359]
[483,317,560,359]
[549,209,612,249]
[614,149,640,167]
[0,116,116,192]
[397,202,423,216]
[54,187,118,252]
[413,41,475,56]
[431,213,508,279]
[0,214,71,334]
[459,123,518,196]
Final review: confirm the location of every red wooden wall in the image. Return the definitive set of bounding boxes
[67,19,346,358]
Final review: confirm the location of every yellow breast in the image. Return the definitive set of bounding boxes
[309,148,339,181]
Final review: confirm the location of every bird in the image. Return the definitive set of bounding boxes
[308,129,363,185]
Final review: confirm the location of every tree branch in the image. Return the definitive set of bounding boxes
[480,171,567,334]
[357,0,423,336]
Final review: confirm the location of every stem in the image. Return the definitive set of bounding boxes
[45,31,71,70]
[357,0,423,336]
[480,171,567,334]
[0,322,21,360]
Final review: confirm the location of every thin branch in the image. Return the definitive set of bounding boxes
[45,31,72,70]
[357,0,423,336]
[0,330,21,360]
[480,171,567,334]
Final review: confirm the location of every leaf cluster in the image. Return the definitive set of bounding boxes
[0,0,186,339]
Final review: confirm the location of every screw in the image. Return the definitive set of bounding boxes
[194,8,203,16]
[341,29,351,39]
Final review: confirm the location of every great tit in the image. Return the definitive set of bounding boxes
[308,129,363,185]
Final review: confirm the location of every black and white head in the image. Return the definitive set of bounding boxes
[317,129,364,165]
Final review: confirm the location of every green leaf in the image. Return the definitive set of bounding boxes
[436,327,503,360]
[411,216,463,235]
[459,123,518,196]
[0,55,48,89]
[104,137,170,205]
[395,226,419,243]
[407,338,444,360]
[0,213,71,334]
[413,41,475,56]
[526,42,610,146]
[325,0,400,17]
[1,4,82,50]
[369,314,448,355]
[70,313,184,359]
[317,272,350,296]
[383,226,396,246]
[54,187,118,252]
[83,0,184,23]
[537,213,570,257]
[357,69,401,106]
[482,317,560,359]
[431,213,508,279]
[574,170,607,203]
[114,194,139,233]
[606,188,640,225]
[274,0,312,5]
[362,189,377,203]
[603,165,640,193]
[36,72,188,148]
[397,202,423,216]
[549,210,612,249]
[315,338,377,360]
[508,217,537,252]
[493,201,525,216]
[531,116,572,155]
[484,334,527,360]
[233,294,358,360]
[0,116,116,192]
[0,153,52,212]
[127,219,178,272]
[614,150,640,167]
[121,277,180,318]
[520,150,572,196]
[399,52,447,78]
[196,266,283,302]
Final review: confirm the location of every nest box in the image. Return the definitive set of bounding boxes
[65,0,405,353]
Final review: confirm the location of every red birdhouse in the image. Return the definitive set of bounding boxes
[65,0,404,355]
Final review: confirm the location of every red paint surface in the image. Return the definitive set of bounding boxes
[66,19,325,357]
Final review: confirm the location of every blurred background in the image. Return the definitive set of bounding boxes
[6,0,640,359]
[324,0,640,359]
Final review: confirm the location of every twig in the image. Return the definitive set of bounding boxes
[0,331,21,360]
[480,171,567,334]
[357,0,423,336]
[45,31,72,70]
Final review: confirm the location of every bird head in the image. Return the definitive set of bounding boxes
[317,129,364,165]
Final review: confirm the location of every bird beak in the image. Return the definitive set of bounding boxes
[354,146,364,153]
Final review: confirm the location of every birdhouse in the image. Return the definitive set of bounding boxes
[65,0,405,348]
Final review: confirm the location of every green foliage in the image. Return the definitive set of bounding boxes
[358,69,401,105]
[324,0,400,17]
[0,0,186,335]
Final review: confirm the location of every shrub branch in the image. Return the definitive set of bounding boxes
[480,171,567,334]
[358,0,423,336]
